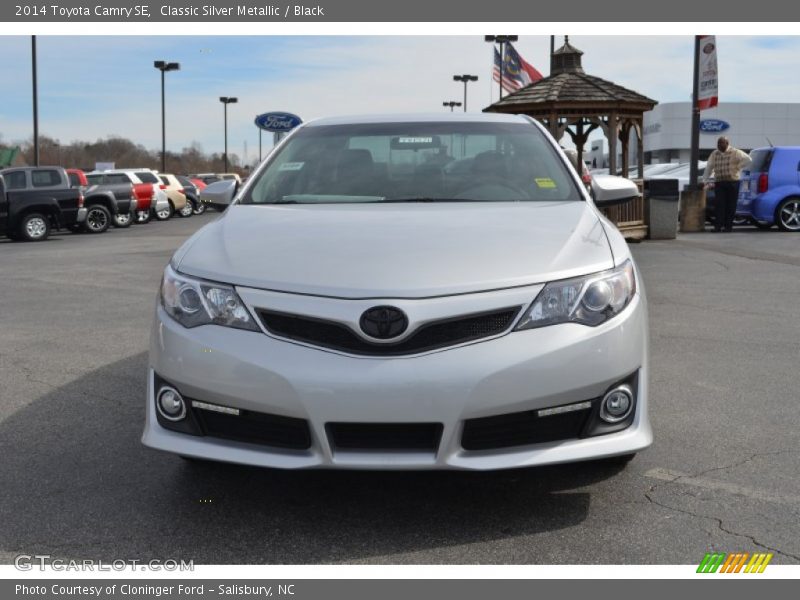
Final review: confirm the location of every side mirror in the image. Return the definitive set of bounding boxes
[200,179,237,211]
[591,175,640,207]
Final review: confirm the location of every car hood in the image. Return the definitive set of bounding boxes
[176,202,613,298]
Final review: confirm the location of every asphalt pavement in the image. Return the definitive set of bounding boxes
[0,217,798,565]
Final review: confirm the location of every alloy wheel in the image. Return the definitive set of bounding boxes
[778,199,800,231]
[86,208,109,232]
[26,217,47,239]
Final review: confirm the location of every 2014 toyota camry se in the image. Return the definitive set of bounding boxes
[142,113,652,470]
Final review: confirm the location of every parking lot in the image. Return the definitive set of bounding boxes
[0,217,798,565]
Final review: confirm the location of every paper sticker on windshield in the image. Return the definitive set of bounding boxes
[398,137,433,144]
[535,177,557,189]
[279,162,304,171]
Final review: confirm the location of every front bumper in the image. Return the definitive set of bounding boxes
[143,294,651,470]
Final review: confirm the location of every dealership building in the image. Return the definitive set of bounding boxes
[587,101,800,167]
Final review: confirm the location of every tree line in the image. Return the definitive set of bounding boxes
[0,134,246,175]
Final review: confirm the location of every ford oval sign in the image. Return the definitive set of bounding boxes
[255,112,302,133]
[699,119,730,134]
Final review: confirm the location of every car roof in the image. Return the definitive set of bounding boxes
[1,166,63,172]
[304,113,533,127]
[752,146,800,152]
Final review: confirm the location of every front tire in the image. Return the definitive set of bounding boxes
[178,202,193,218]
[775,197,800,231]
[84,205,111,234]
[135,209,152,224]
[154,203,174,221]
[19,213,50,241]
[113,211,133,228]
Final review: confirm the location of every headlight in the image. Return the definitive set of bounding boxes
[515,260,636,330]
[160,265,259,331]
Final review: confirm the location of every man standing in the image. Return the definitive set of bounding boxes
[703,136,752,232]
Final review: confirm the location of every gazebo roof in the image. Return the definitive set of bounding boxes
[485,38,657,113]
[488,72,657,108]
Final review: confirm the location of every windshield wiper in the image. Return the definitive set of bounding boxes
[379,197,483,203]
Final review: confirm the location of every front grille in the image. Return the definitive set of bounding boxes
[193,406,312,450]
[461,404,594,451]
[258,307,521,356]
[327,422,443,452]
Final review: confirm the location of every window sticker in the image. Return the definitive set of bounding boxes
[535,177,557,189]
[279,162,305,171]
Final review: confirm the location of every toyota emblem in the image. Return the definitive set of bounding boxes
[359,306,408,340]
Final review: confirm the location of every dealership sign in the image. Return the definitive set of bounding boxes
[255,112,303,133]
[699,119,730,133]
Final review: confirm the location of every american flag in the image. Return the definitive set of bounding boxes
[493,43,544,93]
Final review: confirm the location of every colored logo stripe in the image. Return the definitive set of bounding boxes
[697,552,773,573]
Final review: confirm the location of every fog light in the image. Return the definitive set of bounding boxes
[157,386,186,421]
[600,385,633,423]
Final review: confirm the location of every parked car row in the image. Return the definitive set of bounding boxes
[0,165,209,242]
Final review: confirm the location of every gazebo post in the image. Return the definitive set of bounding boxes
[607,112,618,175]
[620,121,630,179]
[636,120,644,181]
[576,119,584,173]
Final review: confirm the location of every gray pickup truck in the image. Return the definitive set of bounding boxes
[79,171,138,230]
[65,169,136,231]
[0,166,86,241]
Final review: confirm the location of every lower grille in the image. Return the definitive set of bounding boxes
[327,422,443,452]
[193,406,312,450]
[258,307,521,356]
[461,404,594,451]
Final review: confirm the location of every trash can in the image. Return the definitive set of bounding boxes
[645,178,680,239]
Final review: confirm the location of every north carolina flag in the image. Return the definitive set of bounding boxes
[493,42,543,93]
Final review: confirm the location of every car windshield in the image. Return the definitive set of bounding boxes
[242,121,581,204]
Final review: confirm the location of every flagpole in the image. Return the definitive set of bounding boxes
[689,35,700,191]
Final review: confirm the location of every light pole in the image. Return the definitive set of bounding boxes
[484,35,518,99]
[453,74,478,112]
[442,101,462,112]
[32,36,39,167]
[154,60,180,173]
[219,97,238,172]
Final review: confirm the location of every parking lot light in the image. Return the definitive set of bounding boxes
[453,74,478,112]
[219,97,239,173]
[442,101,462,112]
[153,60,180,173]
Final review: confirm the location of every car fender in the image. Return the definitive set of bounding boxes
[84,190,119,215]
[752,185,800,222]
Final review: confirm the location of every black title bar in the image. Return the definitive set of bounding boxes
[3,0,799,22]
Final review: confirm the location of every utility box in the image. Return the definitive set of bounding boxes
[645,178,680,239]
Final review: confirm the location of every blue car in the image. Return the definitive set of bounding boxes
[737,146,800,231]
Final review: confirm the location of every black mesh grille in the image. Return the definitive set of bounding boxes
[193,406,312,450]
[327,422,443,452]
[258,307,521,356]
[461,404,594,451]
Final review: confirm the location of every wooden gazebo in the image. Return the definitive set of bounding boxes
[484,37,657,178]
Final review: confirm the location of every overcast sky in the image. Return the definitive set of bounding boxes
[1,35,799,163]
